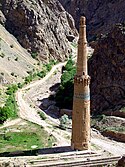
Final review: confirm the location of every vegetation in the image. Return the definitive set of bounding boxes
[71,42,77,48]
[55,58,76,109]
[105,126,125,133]
[0,59,57,124]
[0,122,56,154]
[59,114,70,130]
[38,111,46,120]
[91,115,125,134]
[31,52,38,59]
[17,82,24,89]
[0,85,18,124]
[24,59,58,84]
[0,87,8,107]
[120,107,125,113]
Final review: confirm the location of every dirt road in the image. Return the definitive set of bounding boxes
[16,62,70,146]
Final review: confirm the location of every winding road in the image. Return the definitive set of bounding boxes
[16,62,71,146]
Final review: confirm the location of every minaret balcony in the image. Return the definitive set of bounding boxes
[74,75,91,86]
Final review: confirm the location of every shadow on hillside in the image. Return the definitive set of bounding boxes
[38,97,60,119]
[0,146,73,157]
[49,83,60,92]
[38,83,60,119]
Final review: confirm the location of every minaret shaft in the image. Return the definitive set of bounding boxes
[77,18,88,76]
[71,16,91,151]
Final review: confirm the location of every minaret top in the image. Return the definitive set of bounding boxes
[80,16,86,26]
[76,16,88,76]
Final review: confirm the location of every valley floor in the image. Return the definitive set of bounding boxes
[0,62,125,166]
[16,62,125,155]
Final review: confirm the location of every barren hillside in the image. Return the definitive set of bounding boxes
[0,23,38,84]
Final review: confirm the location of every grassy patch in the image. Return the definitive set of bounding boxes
[0,121,56,154]
[71,42,77,48]
[105,126,125,133]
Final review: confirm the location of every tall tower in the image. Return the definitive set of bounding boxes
[71,16,91,150]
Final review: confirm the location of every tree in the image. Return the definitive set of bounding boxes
[55,58,76,109]
[59,114,69,130]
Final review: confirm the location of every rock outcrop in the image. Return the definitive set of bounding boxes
[89,24,125,113]
[59,0,125,40]
[0,11,6,25]
[0,0,78,61]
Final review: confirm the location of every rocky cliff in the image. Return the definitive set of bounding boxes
[89,24,125,113]
[0,0,78,61]
[59,0,125,40]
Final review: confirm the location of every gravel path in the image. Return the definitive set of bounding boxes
[91,131,125,156]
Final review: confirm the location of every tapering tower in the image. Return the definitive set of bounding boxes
[71,16,91,150]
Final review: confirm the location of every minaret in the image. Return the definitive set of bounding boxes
[71,16,91,150]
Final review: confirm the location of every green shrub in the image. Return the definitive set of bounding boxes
[49,59,58,65]
[17,82,23,89]
[55,59,76,109]
[24,74,33,84]
[0,84,18,124]
[0,107,9,124]
[31,52,38,59]
[37,70,46,78]
[6,84,18,95]
[38,112,46,120]
[65,58,75,71]
[120,107,125,112]
[59,114,69,130]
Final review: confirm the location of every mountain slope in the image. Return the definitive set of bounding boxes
[0,0,78,61]
[0,23,38,84]
[59,0,125,40]
[89,23,125,113]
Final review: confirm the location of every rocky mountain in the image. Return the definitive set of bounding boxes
[89,24,125,113]
[0,0,78,62]
[59,0,125,40]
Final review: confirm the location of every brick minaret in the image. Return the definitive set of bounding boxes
[71,16,91,150]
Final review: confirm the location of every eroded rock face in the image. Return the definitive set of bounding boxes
[59,0,125,39]
[88,24,125,113]
[0,0,78,61]
[0,11,6,25]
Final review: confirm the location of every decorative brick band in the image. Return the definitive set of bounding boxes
[74,92,90,101]
[74,75,91,86]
